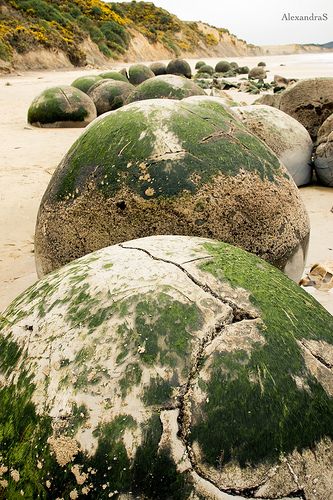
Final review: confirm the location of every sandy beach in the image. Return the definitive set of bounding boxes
[1,53,332,314]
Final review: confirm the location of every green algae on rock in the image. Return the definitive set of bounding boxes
[149,61,167,76]
[87,79,134,115]
[197,64,214,76]
[99,71,129,82]
[71,75,103,94]
[35,96,309,278]
[125,75,205,104]
[195,60,206,70]
[166,58,192,79]
[27,86,97,128]
[128,64,155,85]
[215,60,231,73]
[1,235,333,499]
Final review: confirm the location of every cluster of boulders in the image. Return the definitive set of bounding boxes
[2,59,333,498]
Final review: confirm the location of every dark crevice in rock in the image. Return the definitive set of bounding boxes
[300,340,333,370]
[119,243,258,322]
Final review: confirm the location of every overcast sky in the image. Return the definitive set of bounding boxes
[110,0,332,45]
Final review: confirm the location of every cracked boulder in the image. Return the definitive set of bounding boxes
[1,235,333,499]
[87,79,134,115]
[35,96,310,278]
[313,113,333,186]
[233,105,313,186]
[278,78,333,140]
[125,74,205,104]
[27,86,97,128]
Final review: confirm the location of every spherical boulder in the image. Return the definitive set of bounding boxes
[195,60,206,69]
[237,65,250,74]
[314,113,333,186]
[35,96,309,279]
[128,64,155,85]
[87,79,134,115]
[215,60,231,73]
[166,58,192,79]
[230,61,239,69]
[149,61,167,76]
[233,105,313,186]
[125,74,205,104]
[248,66,266,80]
[258,61,266,67]
[71,75,103,94]
[197,64,214,76]
[99,70,128,82]
[2,234,333,498]
[27,86,97,128]
[279,78,333,140]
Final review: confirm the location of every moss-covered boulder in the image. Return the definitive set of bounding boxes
[195,60,206,69]
[27,86,97,128]
[128,64,155,85]
[71,75,103,94]
[87,79,134,115]
[258,61,266,67]
[233,105,313,186]
[99,71,128,82]
[166,58,192,79]
[215,60,231,73]
[314,113,333,186]
[197,64,214,76]
[2,234,333,498]
[237,65,250,74]
[149,61,167,76]
[125,75,205,104]
[279,78,333,140]
[35,96,309,278]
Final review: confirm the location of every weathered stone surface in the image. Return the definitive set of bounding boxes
[279,78,333,140]
[125,74,205,104]
[215,60,231,73]
[128,64,155,85]
[27,86,97,128]
[149,62,167,76]
[87,79,134,115]
[248,67,266,80]
[99,71,129,82]
[1,235,333,498]
[35,96,310,279]
[233,104,313,186]
[314,113,333,186]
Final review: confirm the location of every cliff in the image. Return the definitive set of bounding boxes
[0,0,262,72]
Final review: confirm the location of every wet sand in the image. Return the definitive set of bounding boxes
[0,53,332,314]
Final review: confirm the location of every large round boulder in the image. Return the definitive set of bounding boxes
[215,60,231,73]
[279,78,333,140]
[71,75,103,94]
[233,105,313,186]
[87,79,134,115]
[314,113,333,186]
[166,58,192,79]
[35,96,310,279]
[149,61,167,76]
[197,64,214,76]
[27,86,97,128]
[125,75,205,104]
[99,70,128,82]
[128,64,155,85]
[2,235,333,498]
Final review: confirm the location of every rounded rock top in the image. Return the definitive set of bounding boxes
[128,64,155,85]
[125,74,205,104]
[166,58,192,79]
[233,104,313,186]
[2,235,333,498]
[87,79,134,115]
[35,96,309,278]
[71,75,103,94]
[99,70,129,82]
[27,85,97,128]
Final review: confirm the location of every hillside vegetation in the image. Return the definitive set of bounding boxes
[0,0,258,68]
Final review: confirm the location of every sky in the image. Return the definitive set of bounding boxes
[110,0,332,46]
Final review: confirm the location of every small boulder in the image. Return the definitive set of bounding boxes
[215,60,231,73]
[314,113,333,186]
[195,60,206,69]
[248,67,266,81]
[87,79,134,115]
[27,85,97,128]
[71,75,103,94]
[197,64,214,76]
[128,64,155,85]
[99,70,128,82]
[166,58,192,79]
[149,61,167,76]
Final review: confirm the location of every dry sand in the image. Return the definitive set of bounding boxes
[0,53,332,314]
